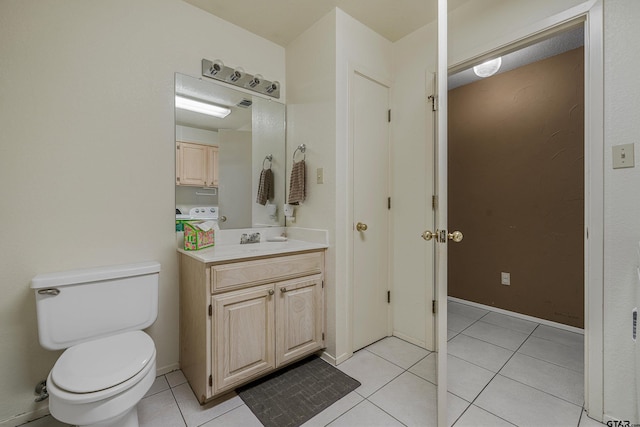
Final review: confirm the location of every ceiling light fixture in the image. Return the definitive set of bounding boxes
[473,57,502,78]
[175,96,231,118]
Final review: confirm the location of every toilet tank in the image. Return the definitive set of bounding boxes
[31,261,160,350]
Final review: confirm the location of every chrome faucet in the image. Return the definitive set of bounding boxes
[240,232,261,244]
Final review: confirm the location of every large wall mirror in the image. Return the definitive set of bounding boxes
[175,73,286,229]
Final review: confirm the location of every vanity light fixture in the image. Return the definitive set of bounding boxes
[473,57,502,78]
[175,95,231,118]
[202,58,281,99]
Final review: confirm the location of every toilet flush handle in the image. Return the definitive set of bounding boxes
[37,288,60,296]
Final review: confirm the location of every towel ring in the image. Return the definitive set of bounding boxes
[263,154,273,169]
[293,144,306,161]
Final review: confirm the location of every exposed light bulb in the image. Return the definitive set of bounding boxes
[229,67,244,82]
[209,59,224,75]
[247,74,263,88]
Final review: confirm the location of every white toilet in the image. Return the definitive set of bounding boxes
[31,261,161,427]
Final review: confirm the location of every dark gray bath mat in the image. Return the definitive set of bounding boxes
[237,355,361,427]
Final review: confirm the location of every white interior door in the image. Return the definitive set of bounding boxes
[436,1,448,426]
[352,71,390,352]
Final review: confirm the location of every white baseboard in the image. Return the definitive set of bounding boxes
[392,331,428,350]
[320,351,337,365]
[156,362,181,376]
[447,296,585,335]
[0,407,50,427]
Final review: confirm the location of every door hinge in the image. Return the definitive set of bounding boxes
[388,109,391,122]
[432,195,438,209]
[322,280,324,288]
[387,290,391,304]
[388,197,391,210]
[428,95,437,111]
[208,375,212,387]
[432,300,437,314]
[322,332,325,341]
[176,144,180,149]
[208,304,212,316]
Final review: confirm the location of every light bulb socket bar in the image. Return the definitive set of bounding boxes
[202,59,280,99]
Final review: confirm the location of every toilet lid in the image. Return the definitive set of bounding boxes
[51,331,155,393]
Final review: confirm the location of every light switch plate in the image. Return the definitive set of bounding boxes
[612,143,634,169]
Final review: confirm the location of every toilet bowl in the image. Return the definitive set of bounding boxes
[31,261,161,427]
[47,331,156,427]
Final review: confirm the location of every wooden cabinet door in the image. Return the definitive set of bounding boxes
[177,142,208,186]
[207,146,219,187]
[275,274,324,367]
[212,284,275,394]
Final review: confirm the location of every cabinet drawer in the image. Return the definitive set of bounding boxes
[211,252,323,293]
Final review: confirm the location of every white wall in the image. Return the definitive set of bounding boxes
[286,9,338,356]
[448,0,587,66]
[603,1,640,422]
[285,8,392,363]
[391,20,437,349]
[0,0,284,424]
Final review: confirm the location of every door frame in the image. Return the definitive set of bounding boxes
[442,0,604,420]
[346,63,393,355]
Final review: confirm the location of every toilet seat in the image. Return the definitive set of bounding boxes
[52,330,154,394]
[50,331,155,403]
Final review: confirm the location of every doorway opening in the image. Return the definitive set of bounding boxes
[444,21,598,424]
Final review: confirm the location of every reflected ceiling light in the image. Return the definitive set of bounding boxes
[473,57,502,78]
[175,96,231,118]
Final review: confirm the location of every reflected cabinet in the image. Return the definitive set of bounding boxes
[176,141,218,188]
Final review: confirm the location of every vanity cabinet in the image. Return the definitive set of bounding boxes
[179,250,325,403]
[176,141,218,187]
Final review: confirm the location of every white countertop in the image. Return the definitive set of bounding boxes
[177,239,328,263]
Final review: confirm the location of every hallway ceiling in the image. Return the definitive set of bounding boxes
[182,0,471,46]
[449,25,584,89]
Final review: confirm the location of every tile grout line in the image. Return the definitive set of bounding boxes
[494,372,584,408]
[166,377,189,427]
[360,356,424,427]
[450,317,541,426]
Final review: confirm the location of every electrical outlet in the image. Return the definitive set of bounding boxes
[501,272,511,286]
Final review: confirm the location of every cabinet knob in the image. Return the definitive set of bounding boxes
[280,287,288,293]
[268,289,274,296]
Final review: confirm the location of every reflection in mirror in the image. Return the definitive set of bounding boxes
[175,73,286,230]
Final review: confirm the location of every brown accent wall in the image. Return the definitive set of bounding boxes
[448,47,584,328]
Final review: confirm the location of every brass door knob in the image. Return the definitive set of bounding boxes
[448,231,464,242]
[421,230,435,241]
[356,222,368,232]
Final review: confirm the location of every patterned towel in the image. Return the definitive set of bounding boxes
[256,168,274,205]
[288,160,306,204]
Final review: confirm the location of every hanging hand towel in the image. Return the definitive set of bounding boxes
[256,168,274,205]
[288,160,306,205]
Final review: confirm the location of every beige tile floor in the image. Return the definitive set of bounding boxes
[21,300,606,427]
